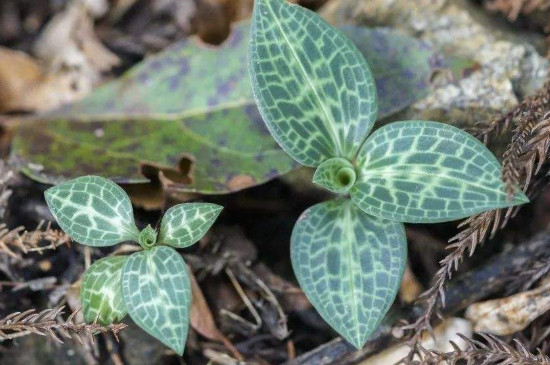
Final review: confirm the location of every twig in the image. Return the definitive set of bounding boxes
[420,333,550,365]
[0,306,126,343]
[473,79,550,145]
[0,221,71,259]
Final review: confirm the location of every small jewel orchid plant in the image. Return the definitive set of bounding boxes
[45,175,222,355]
[248,0,528,348]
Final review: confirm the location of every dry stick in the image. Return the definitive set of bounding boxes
[0,306,126,343]
[421,333,550,364]
[283,229,550,365]
[0,221,71,258]
[473,79,550,145]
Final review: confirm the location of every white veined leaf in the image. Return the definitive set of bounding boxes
[45,175,139,246]
[249,0,377,167]
[351,121,529,223]
[291,199,406,348]
[158,203,222,248]
[121,246,191,355]
[81,256,127,325]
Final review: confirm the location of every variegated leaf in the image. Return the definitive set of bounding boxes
[122,246,191,355]
[81,256,127,325]
[249,0,377,167]
[291,199,406,348]
[45,176,139,246]
[158,203,222,248]
[351,121,529,223]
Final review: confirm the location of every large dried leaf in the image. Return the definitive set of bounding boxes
[13,22,464,193]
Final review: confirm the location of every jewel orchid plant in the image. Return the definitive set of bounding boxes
[248,0,528,349]
[45,176,222,355]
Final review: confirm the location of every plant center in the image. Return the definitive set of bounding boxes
[336,167,355,188]
[138,224,158,249]
[313,157,357,194]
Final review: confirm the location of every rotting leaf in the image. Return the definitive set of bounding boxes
[189,265,243,359]
[190,267,223,341]
[11,22,470,194]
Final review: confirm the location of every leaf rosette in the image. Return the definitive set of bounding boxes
[46,176,222,355]
[248,0,528,348]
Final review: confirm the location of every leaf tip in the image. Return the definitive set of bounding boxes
[345,332,366,350]
[170,342,185,357]
[514,191,530,205]
[211,203,224,216]
[44,186,56,208]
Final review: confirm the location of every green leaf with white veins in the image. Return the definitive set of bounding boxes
[291,199,406,348]
[45,176,139,246]
[249,0,377,167]
[351,121,529,223]
[81,256,127,325]
[158,203,222,248]
[122,246,191,355]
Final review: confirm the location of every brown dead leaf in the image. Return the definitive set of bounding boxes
[253,262,311,312]
[34,0,118,72]
[0,47,87,113]
[0,1,118,113]
[399,264,423,303]
[226,174,257,192]
[189,266,243,360]
[123,158,198,210]
[190,266,223,341]
[194,0,243,44]
[122,182,166,211]
[209,226,258,264]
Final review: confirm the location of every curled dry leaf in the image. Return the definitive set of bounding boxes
[33,0,118,78]
[466,281,550,335]
[399,264,423,303]
[190,266,224,341]
[0,0,117,113]
[0,47,86,113]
